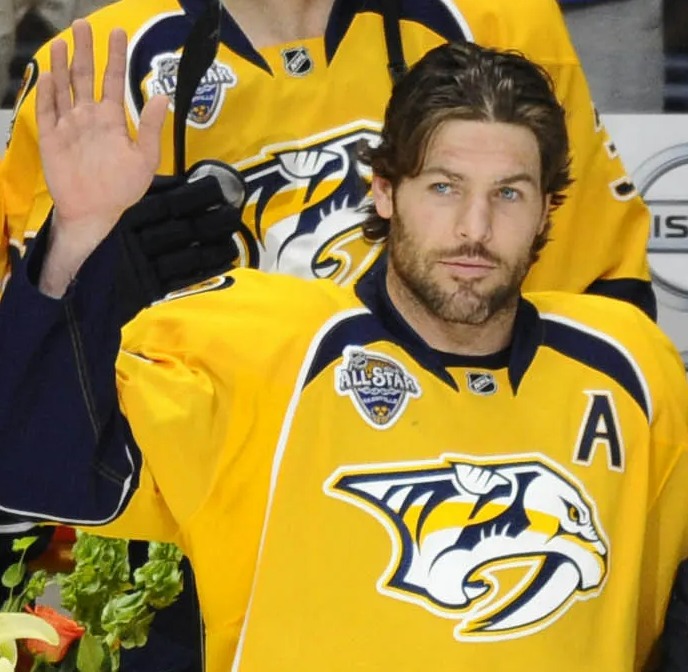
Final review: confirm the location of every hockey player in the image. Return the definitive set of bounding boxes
[0,24,685,672]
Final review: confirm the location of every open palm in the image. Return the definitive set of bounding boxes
[37,20,168,239]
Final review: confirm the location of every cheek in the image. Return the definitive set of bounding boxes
[492,210,544,256]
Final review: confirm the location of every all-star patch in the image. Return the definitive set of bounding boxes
[281,46,313,77]
[335,347,421,429]
[146,53,238,128]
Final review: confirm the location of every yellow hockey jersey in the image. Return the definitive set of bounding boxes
[65,263,683,672]
[0,0,652,306]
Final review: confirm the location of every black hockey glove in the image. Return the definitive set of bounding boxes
[116,160,247,325]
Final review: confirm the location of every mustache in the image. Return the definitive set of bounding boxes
[434,243,502,265]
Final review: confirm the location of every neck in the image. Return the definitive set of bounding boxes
[385,268,518,357]
[220,0,334,47]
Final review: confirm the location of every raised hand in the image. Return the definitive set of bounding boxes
[36,20,169,296]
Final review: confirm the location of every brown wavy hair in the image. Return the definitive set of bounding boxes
[359,41,573,256]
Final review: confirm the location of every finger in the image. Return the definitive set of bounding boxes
[49,38,72,118]
[137,94,169,173]
[101,28,128,105]
[35,72,58,137]
[69,19,94,105]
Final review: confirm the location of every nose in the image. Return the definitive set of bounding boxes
[455,193,492,243]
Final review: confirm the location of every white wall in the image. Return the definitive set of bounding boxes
[0,109,9,156]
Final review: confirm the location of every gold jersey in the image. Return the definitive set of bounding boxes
[67,264,684,672]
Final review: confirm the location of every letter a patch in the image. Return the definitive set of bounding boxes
[573,391,624,472]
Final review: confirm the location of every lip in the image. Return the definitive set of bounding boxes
[439,258,497,279]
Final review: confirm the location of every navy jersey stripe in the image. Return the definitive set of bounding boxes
[585,277,657,322]
[541,315,652,421]
[303,312,457,390]
[128,13,191,115]
[326,0,469,65]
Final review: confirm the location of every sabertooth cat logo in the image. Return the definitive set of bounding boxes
[335,347,421,429]
[326,454,608,641]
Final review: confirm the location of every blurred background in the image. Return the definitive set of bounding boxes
[0,0,683,112]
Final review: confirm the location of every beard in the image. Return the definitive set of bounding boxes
[388,216,534,326]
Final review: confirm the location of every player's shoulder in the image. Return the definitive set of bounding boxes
[224,268,359,315]
[125,268,360,341]
[527,291,686,401]
[32,0,182,65]
[530,290,669,348]
[450,0,577,62]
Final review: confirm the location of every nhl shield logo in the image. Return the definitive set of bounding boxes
[335,347,421,429]
[281,46,313,77]
[466,372,497,396]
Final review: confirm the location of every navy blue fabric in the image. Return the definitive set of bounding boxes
[585,277,657,322]
[0,223,141,524]
[541,318,650,419]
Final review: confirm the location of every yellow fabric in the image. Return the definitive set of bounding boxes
[91,270,688,671]
[0,0,650,291]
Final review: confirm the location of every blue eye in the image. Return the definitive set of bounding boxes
[431,182,452,195]
[498,186,519,201]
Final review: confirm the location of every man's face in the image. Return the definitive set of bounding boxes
[373,119,550,326]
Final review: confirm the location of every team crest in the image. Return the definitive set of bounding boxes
[325,453,608,641]
[235,125,383,283]
[146,53,237,128]
[281,46,313,77]
[335,347,421,429]
[466,372,497,396]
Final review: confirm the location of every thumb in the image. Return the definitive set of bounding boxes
[137,94,169,174]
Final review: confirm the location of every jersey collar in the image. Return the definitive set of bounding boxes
[355,254,543,394]
[176,0,469,74]
[176,0,372,74]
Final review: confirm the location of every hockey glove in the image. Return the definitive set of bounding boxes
[115,160,248,325]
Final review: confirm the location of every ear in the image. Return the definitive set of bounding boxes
[371,175,394,219]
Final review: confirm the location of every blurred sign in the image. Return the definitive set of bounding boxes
[604,114,688,366]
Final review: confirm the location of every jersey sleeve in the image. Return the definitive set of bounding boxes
[475,0,655,317]
[0,222,335,544]
[636,449,688,668]
[631,317,688,667]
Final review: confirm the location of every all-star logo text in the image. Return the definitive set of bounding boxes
[336,347,420,429]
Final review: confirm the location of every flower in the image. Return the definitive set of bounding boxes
[0,612,58,672]
[22,606,84,663]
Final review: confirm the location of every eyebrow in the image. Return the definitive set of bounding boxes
[495,172,539,187]
[420,167,538,187]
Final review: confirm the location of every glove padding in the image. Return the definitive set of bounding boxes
[116,160,246,325]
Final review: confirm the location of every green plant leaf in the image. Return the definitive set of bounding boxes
[76,632,106,672]
[1,563,25,590]
[11,536,38,553]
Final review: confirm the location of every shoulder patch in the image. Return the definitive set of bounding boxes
[146,52,238,128]
[335,346,421,429]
